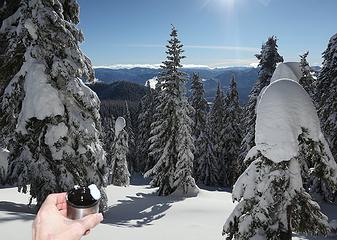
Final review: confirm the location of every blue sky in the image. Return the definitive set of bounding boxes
[78,0,337,67]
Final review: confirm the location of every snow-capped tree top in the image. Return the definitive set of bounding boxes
[255,36,284,86]
[300,51,310,77]
[252,60,336,166]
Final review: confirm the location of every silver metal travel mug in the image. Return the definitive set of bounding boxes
[66,186,100,220]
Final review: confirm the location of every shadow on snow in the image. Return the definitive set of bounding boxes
[0,201,35,222]
[102,191,179,228]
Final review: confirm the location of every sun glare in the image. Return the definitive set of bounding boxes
[201,0,236,14]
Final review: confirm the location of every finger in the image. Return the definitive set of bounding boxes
[56,202,67,211]
[43,193,67,207]
[79,213,104,231]
[55,192,67,205]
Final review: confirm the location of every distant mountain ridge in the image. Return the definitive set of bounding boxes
[93,65,321,103]
[94,66,260,103]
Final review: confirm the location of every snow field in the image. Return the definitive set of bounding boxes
[0,182,335,240]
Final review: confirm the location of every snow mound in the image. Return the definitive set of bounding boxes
[270,62,302,83]
[115,117,126,137]
[253,62,327,163]
[255,79,321,162]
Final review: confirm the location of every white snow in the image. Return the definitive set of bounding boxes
[44,123,68,160]
[24,19,37,40]
[88,184,101,200]
[0,180,335,240]
[16,58,64,133]
[115,117,126,137]
[270,62,302,83]
[253,62,328,163]
[145,76,158,89]
[45,123,68,147]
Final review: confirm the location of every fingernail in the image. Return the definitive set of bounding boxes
[98,213,104,221]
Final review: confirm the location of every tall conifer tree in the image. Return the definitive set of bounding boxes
[145,26,197,196]
[190,73,208,174]
[222,75,242,186]
[208,82,225,185]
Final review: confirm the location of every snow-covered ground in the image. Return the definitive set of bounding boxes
[0,176,336,240]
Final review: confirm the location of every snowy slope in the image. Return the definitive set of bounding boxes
[0,179,336,240]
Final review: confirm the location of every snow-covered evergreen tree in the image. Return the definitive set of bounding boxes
[298,128,337,201]
[189,73,209,176]
[316,33,337,161]
[145,26,197,196]
[124,101,136,173]
[299,51,316,99]
[238,36,283,169]
[136,84,155,173]
[208,81,225,185]
[222,75,242,186]
[223,155,331,240]
[174,98,197,195]
[190,73,208,139]
[223,63,337,240]
[109,117,130,187]
[101,116,115,171]
[195,120,219,186]
[0,0,107,209]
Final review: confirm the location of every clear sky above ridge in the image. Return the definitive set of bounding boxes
[77,0,337,68]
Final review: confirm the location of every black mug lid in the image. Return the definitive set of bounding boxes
[66,186,99,208]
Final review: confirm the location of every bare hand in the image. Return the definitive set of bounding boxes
[32,192,103,240]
